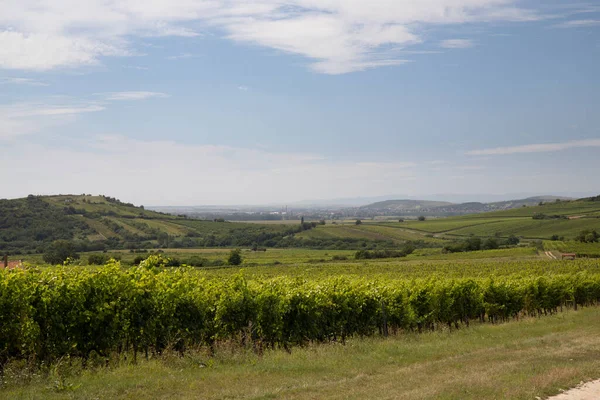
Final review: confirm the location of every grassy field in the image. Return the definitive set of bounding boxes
[15,245,546,269]
[544,241,600,258]
[3,307,600,400]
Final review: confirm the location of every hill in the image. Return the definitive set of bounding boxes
[360,196,573,216]
[1,194,598,256]
[0,195,304,254]
[360,199,453,211]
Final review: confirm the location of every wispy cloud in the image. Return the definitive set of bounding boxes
[467,139,600,156]
[123,65,149,70]
[440,39,474,49]
[1,136,418,204]
[0,77,48,86]
[237,86,249,91]
[0,102,104,139]
[101,91,169,101]
[554,19,600,28]
[166,53,196,60]
[0,0,543,74]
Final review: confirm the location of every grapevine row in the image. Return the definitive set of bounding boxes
[1,262,600,364]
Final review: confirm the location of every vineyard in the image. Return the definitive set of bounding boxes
[2,258,600,365]
[544,241,600,258]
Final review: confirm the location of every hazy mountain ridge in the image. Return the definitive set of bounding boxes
[360,196,574,215]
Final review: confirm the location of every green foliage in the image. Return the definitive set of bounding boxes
[506,235,520,246]
[43,240,80,265]
[354,245,415,260]
[576,229,599,243]
[88,253,109,265]
[1,264,599,365]
[482,238,499,250]
[355,219,362,225]
[418,216,426,221]
[228,249,243,266]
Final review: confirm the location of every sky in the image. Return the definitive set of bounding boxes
[1,0,599,206]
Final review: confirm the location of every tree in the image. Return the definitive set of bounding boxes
[418,216,426,221]
[43,240,79,265]
[227,249,243,266]
[301,216,304,224]
[355,219,362,225]
[398,219,404,223]
[482,237,499,250]
[464,237,482,251]
[576,229,599,243]
[506,235,520,246]
[88,253,109,265]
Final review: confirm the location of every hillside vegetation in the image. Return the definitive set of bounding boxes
[1,195,599,257]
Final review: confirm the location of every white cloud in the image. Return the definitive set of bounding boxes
[166,53,196,60]
[122,65,149,70]
[101,91,169,101]
[554,19,600,28]
[0,102,104,139]
[0,0,542,73]
[237,86,249,91]
[0,136,418,204]
[440,39,474,49]
[0,31,127,71]
[466,139,600,156]
[0,77,48,86]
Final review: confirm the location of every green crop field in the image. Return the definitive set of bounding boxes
[544,241,600,258]
[387,217,520,233]
[460,200,600,218]
[445,218,600,239]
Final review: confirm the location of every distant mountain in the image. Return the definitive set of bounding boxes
[360,199,454,211]
[360,196,574,216]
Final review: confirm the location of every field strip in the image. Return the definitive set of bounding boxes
[546,379,600,399]
[545,251,558,260]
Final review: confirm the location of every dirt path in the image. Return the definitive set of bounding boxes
[545,251,558,260]
[546,379,600,399]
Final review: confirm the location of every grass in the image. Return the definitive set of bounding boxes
[295,224,446,244]
[388,218,521,233]
[447,218,600,239]
[3,307,600,399]
[544,241,600,258]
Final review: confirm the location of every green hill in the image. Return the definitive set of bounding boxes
[2,194,598,255]
[0,195,300,253]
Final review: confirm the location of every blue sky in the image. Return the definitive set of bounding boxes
[1,0,599,205]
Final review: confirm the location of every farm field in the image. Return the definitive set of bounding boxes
[544,241,600,258]
[2,258,600,399]
[14,245,544,270]
[444,218,600,239]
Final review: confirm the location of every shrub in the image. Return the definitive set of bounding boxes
[506,235,520,246]
[43,240,79,265]
[88,254,109,265]
[418,216,426,221]
[228,249,243,266]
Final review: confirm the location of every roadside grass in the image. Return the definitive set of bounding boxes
[3,307,600,400]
